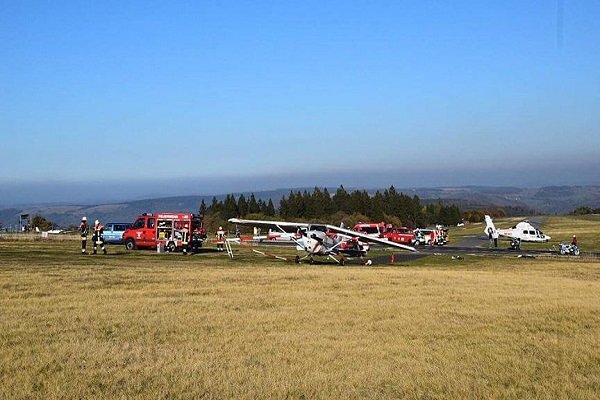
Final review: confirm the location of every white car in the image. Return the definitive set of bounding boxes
[413,229,433,245]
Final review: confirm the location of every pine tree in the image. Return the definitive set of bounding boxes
[209,197,219,214]
[222,194,239,219]
[266,199,276,216]
[248,194,260,214]
[332,185,351,214]
[198,199,207,217]
[237,194,248,217]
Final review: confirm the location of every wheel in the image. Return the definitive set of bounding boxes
[295,255,300,264]
[340,258,345,266]
[560,249,566,255]
[413,241,420,247]
[309,257,314,265]
[125,239,136,250]
[166,242,177,253]
[574,248,580,256]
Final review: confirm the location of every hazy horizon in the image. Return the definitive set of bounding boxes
[2,160,599,207]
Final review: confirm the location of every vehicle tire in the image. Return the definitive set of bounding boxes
[295,255,300,264]
[340,258,345,266]
[560,249,566,255]
[125,239,136,250]
[413,241,420,247]
[309,257,314,265]
[574,248,580,256]
[166,242,177,253]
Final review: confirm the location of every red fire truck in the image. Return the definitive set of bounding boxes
[384,227,416,245]
[123,213,207,253]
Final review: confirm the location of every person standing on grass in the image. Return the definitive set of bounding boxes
[492,229,499,248]
[79,216,89,255]
[92,219,107,255]
[488,227,494,248]
[216,226,226,252]
[571,235,578,247]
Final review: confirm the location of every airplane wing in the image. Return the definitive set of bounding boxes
[325,224,416,252]
[229,218,416,252]
[228,218,308,250]
[228,218,309,229]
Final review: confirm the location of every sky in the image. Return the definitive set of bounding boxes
[1,1,599,205]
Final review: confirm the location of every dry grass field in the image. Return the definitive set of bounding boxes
[1,237,599,399]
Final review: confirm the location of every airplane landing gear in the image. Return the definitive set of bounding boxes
[295,255,300,264]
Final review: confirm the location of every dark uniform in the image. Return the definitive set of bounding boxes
[80,218,89,255]
[92,220,107,255]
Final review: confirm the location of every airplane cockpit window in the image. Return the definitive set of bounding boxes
[528,230,535,235]
[522,230,528,235]
[309,225,327,232]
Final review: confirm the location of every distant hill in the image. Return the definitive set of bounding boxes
[1,186,599,229]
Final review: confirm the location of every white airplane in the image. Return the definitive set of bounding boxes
[484,215,551,243]
[228,218,416,265]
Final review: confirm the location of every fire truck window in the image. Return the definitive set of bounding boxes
[148,218,155,229]
[132,219,145,229]
[362,227,380,234]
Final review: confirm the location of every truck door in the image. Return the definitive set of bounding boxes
[144,217,156,244]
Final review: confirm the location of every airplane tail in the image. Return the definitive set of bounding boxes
[484,215,497,235]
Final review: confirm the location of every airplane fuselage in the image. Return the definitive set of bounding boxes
[298,229,367,257]
[299,230,337,255]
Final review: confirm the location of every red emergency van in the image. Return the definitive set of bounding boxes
[123,213,207,253]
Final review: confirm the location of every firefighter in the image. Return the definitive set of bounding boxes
[216,226,226,251]
[182,229,189,255]
[92,219,107,255]
[79,216,89,255]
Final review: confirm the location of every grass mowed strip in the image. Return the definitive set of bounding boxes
[1,241,599,399]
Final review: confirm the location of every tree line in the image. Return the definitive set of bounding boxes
[201,186,463,230]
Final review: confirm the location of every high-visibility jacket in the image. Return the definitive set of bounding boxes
[94,224,104,238]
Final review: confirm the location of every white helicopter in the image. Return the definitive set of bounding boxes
[228,218,416,265]
[484,215,551,243]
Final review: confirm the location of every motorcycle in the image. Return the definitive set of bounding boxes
[510,238,521,250]
[558,243,580,256]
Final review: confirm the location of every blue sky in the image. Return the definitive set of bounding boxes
[1,1,599,203]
